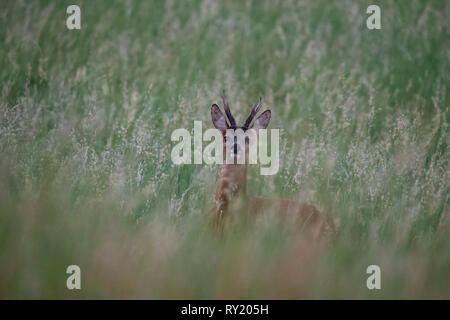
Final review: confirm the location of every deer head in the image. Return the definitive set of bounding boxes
[211,91,271,163]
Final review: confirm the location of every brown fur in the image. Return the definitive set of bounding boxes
[211,161,337,239]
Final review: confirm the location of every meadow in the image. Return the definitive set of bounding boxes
[0,0,448,299]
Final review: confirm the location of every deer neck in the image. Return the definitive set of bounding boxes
[215,163,248,213]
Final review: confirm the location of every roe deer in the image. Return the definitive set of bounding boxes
[210,93,337,239]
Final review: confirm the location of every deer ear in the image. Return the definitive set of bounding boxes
[252,110,271,130]
[211,104,228,132]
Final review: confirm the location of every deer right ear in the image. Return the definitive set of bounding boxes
[252,109,271,130]
[211,104,228,133]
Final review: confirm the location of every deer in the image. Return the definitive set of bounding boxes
[210,93,337,240]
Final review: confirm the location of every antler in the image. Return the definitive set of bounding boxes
[243,96,262,129]
[221,90,236,128]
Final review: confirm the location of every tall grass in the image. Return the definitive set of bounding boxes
[0,0,449,298]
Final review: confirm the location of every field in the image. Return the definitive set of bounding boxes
[0,0,449,299]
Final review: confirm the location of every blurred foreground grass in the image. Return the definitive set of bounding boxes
[0,0,449,298]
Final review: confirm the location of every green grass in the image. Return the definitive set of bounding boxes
[0,0,449,299]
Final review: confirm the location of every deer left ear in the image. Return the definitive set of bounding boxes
[211,104,228,133]
[252,110,271,130]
